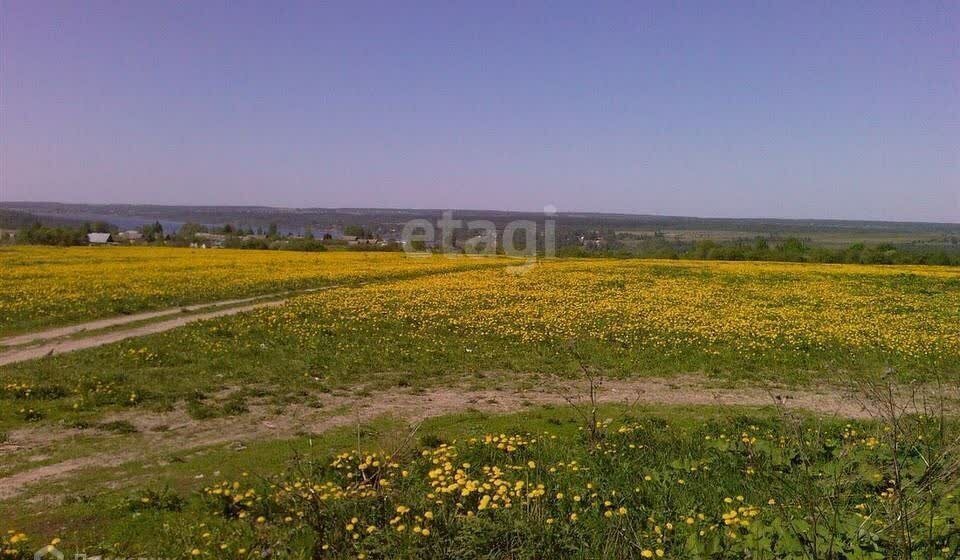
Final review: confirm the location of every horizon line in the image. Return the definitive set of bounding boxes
[1,200,958,227]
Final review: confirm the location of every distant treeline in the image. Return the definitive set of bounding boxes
[220,237,328,252]
[6,220,958,265]
[3,222,118,246]
[142,222,332,251]
[0,220,404,253]
[560,237,960,265]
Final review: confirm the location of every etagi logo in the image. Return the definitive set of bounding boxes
[400,206,557,260]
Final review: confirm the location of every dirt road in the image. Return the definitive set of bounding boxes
[0,286,342,366]
[2,375,934,501]
[0,291,324,348]
[0,299,292,366]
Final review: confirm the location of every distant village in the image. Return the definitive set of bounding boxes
[0,209,519,253]
[0,217,408,253]
[2,207,958,264]
[77,224,504,253]
[77,222,404,251]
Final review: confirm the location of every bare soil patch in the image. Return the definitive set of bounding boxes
[5,375,950,501]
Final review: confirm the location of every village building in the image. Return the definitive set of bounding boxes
[86,232,113,244]
[194,232,226,248]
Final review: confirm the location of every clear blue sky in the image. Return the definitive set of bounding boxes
[1,1,957,222]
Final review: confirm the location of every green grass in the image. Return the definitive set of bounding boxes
[2,258,958,558]
[0,305,954,436]
[2,404,957,558]
[2,259,958,435]
[0,416,407,549]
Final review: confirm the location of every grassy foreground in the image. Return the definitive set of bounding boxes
[2,403,958,559]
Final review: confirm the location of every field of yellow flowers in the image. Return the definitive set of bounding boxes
[3,406,956,559]
[229,258,960,378]
[0,246,510,335]
[2,253,959,558]
[0,255,956,435]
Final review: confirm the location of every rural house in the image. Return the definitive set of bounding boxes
[119,230,143,242]
[87,232,113,244]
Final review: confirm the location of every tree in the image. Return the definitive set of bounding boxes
[344,225,365,238]
[176,223,207,240]
[140,221,164,242]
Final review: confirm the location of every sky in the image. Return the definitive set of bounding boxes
[1,1,957,222]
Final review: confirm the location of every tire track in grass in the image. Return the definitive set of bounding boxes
[0,287,336,349]
[0,284,349,366]
[5,375,948,501]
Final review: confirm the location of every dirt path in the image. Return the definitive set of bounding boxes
[0,301,290,366]
[3,375,939,501]
[0,286,341,349]
[0,285,347,366]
